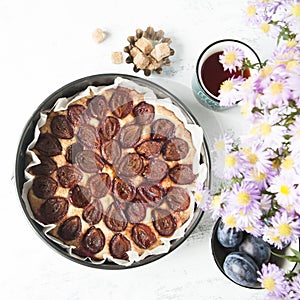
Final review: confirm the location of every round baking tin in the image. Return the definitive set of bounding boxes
[15,73,211,269]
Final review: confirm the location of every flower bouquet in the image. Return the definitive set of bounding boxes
[196,1,300,298]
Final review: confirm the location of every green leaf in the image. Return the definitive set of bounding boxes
[290,248,300,260]
[271,248,300,263]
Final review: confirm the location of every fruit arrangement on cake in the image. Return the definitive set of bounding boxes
[22,77,206,265]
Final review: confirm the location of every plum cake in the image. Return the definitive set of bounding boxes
[27,84,199,262]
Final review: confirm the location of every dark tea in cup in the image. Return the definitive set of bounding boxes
[201,51,251,98]
[192,39,260,111]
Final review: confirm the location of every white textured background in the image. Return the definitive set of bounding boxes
[1,1,276,299]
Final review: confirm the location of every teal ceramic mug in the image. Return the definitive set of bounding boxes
[192,39,261,111]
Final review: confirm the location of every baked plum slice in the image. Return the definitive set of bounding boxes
[39,197,69,224]
[125,200,146,224]
[98,116,120,141]
[142,159,168,182]
[165,186,190,212]
[30,155,57,176]
[137,183,164,207]
[87,95,108,119]
[135,140,163,159]
[35,133,62,156]
[116,153,143,178]
[151,119,175,140]
[65,143,83,164]
[88,173,111,198]
[82,226,105,254]
[77,124,99,149]
[101,140,121,165]
[32,175,58,199]
[133,101,155,125]
[69,185,91,208]
[109,87,133,119]
[162,138,188,161]
[67,104,86,126]
[118,124,142,148]
[58,216,82,241]
[152,208,177,237]
[104,203,128,232]
[109,233,131,260]
[113,177,136,203]
[169,164,196,185]
[82,199,103,225]
[75,150,104,173]
[50,114,74,139]
[56,165,83,188]
[132,223,157,249]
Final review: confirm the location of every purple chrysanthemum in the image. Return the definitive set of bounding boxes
[219,46,245,73]
[290,273,300,300]
[257,263,289,299]
[270,210,300,245]
[229,181,261,213]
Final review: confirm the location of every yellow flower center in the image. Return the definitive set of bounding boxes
[225,154,237,168]
[270,81,283,95]
[259,123,271,136]
[282,156,294,170]
[246,5,256,16]
[260,22,270,33]
[220,80,234,92]
[292,4,300,17]
[214,140,225,152]
[248,153,258,165]
[211,195,221,209]
[250,126,258,135]
[245,225,254,233]
[224,52,237,64]
[280,185,290,195]
[242,148,251,155]
[237,191,251,206]
[286,39,298,48]
[241,102,250,117]
[261,66,273,78]
[195,192,203,203]
[224,215,237,228]
[252,170,266,182]
[286,60,299,71]
[242,78,251,90]
[278,223,292,237]
[263,277,276,291]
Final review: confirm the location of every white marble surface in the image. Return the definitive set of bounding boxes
[1,0,277,299]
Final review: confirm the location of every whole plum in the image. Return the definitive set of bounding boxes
[217,221,244,248]
[239,234,271,267]
[223,252,260,288]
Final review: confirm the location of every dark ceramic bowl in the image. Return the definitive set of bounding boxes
[15,73,211,269]
[211,218,299,288]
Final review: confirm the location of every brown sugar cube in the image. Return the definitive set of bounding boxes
[135,37,153,54]
[151,43,171,62]
[111,52,123,64]
[147,57,162,70]
[133,52,150,69]
[130,47,141,58]
[92,28,106,43]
